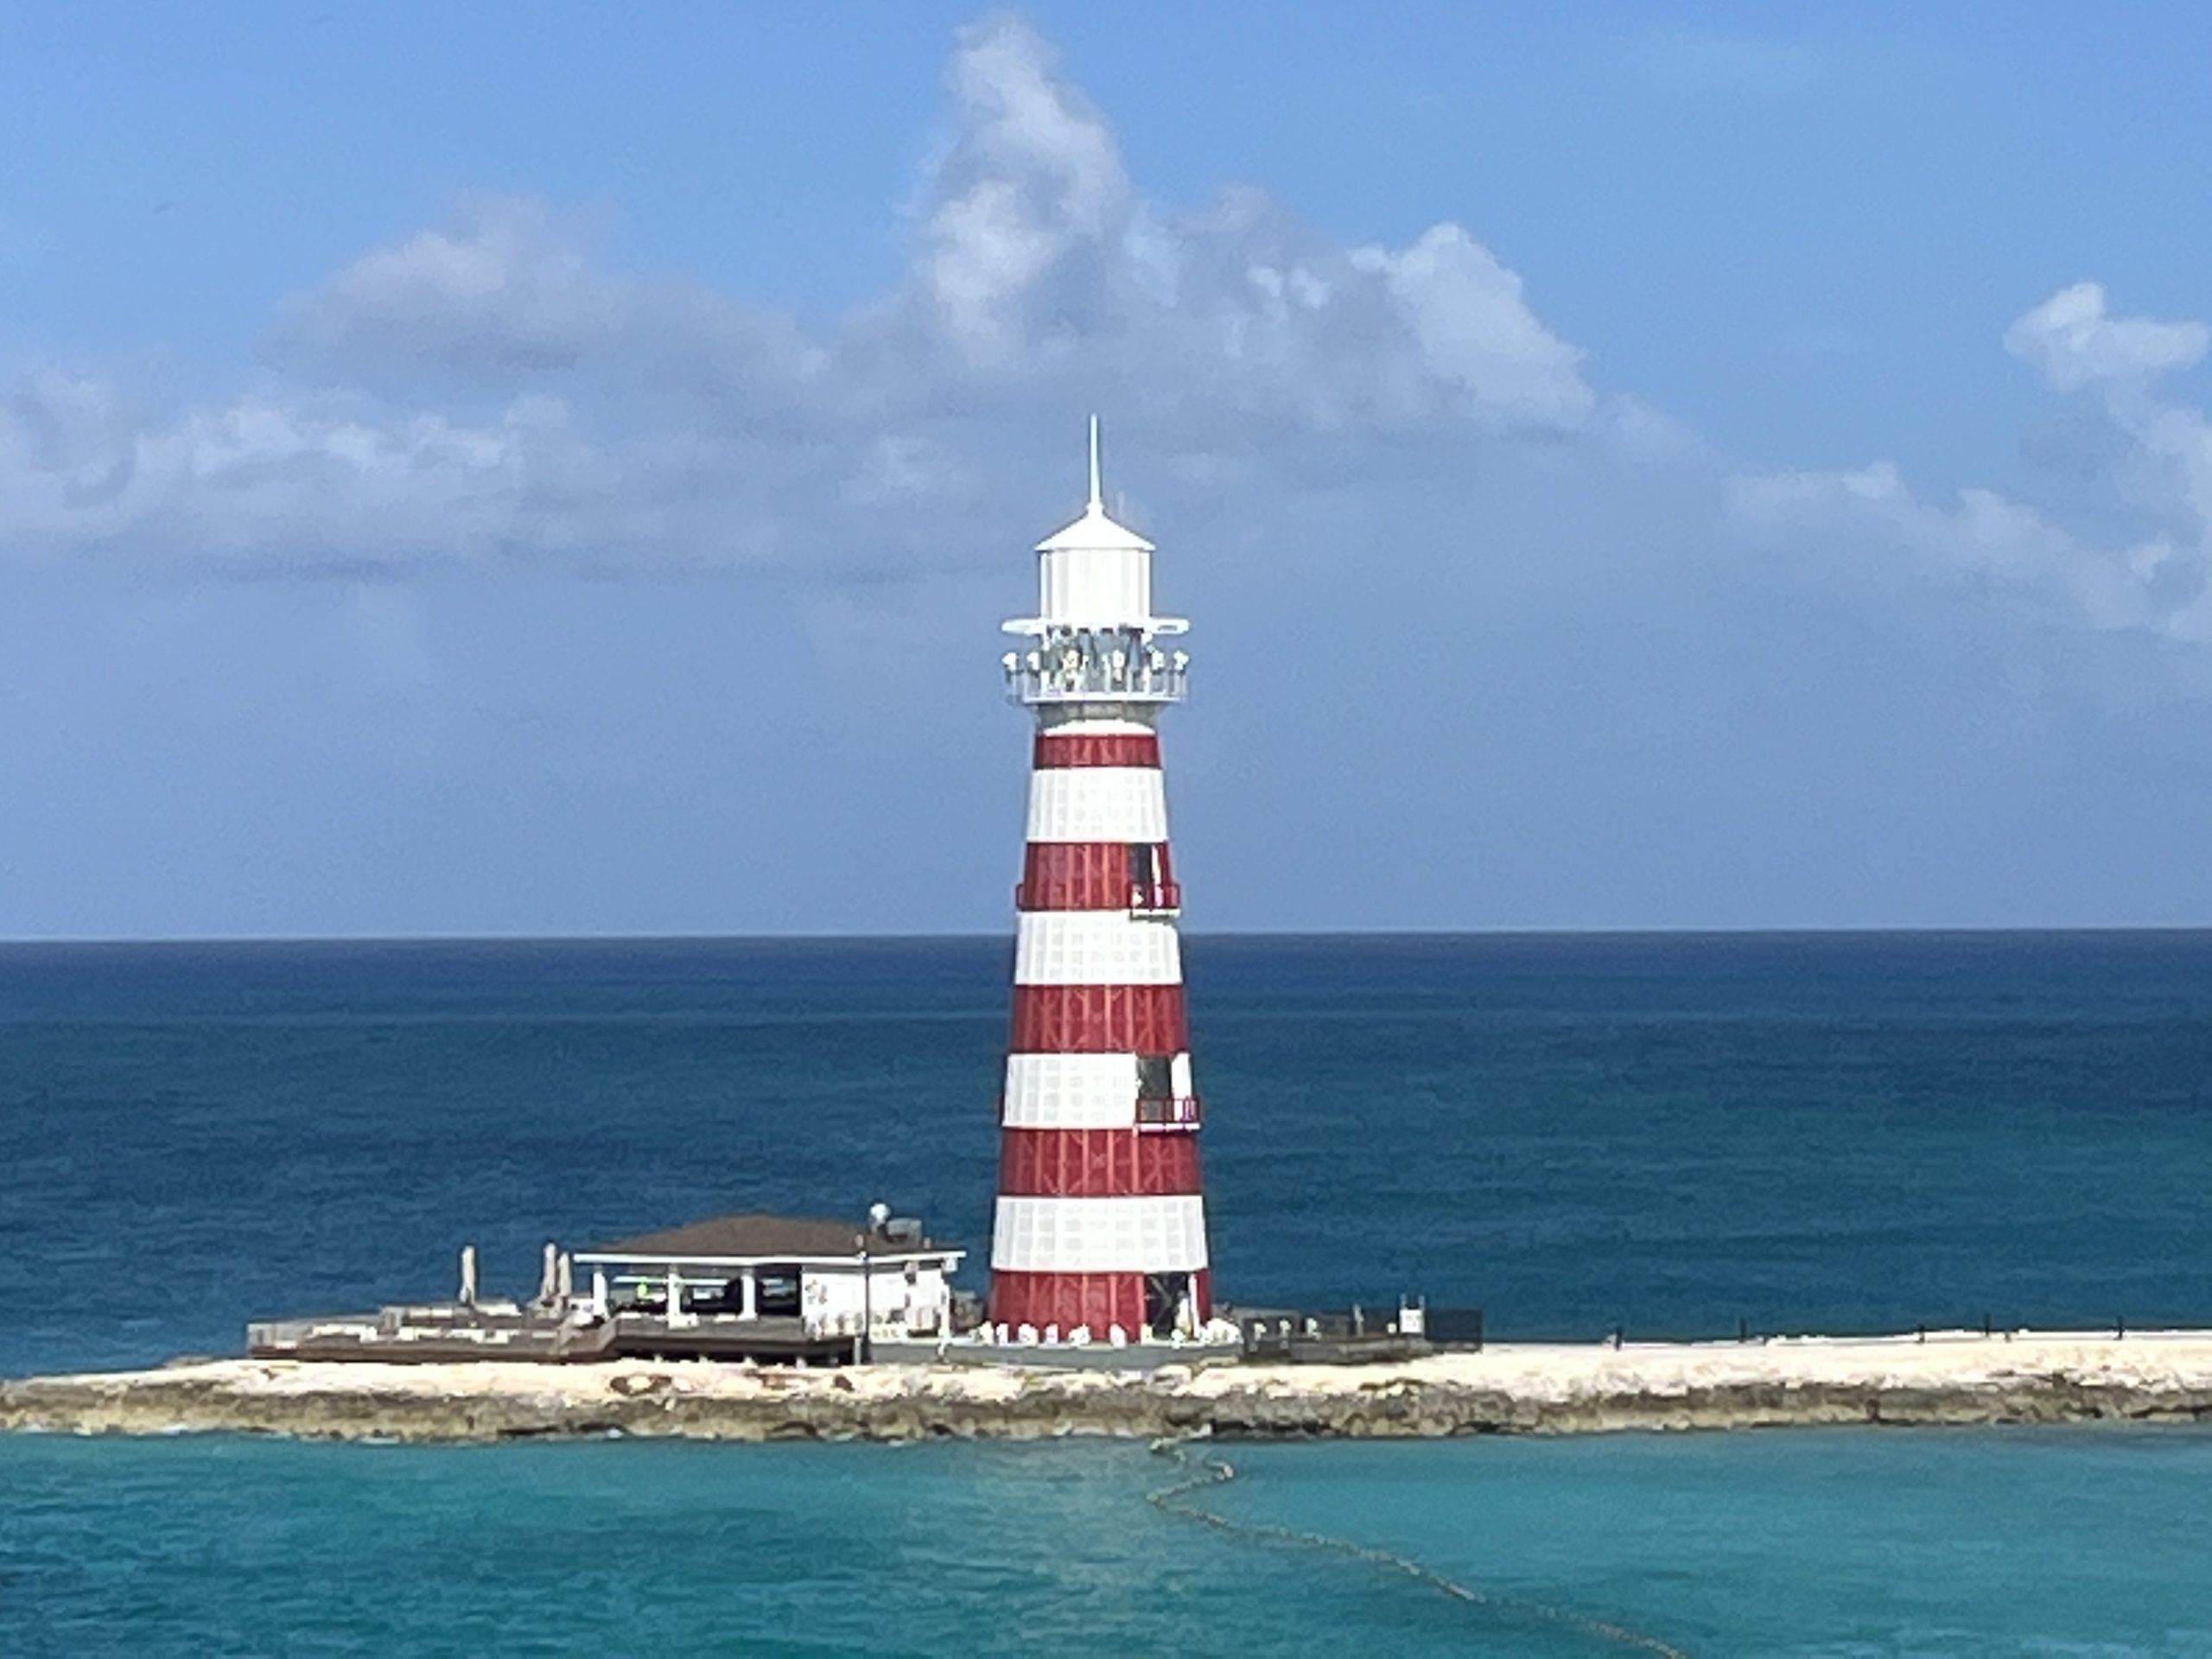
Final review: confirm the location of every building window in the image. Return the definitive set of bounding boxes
[756,1267,802,1318]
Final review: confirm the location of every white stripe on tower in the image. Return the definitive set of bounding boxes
[1013,911,1183,985]
[1025,768,1169,842]
[1001,1052,1196,1128]
[990,1194,1211,1273]
[1039,715,1154,737]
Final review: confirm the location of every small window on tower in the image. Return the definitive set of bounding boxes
[1127,843,1158,886]
[1136,1054,1174,1101]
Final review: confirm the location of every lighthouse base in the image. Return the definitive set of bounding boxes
[988,1268,1212,1339]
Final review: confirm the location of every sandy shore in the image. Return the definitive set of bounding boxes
[6,1330,2212,1443]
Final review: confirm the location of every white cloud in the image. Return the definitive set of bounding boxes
[1731,284,2212,647]
[2003,282,2208,395]
[1,378,601,569]
[279,197,616,372]
[264,195,826,400]
[2005,285,2212,563]
[1727,461,2191,638]
[7,8,2211,688]
[1349,226,1593,429]
[914,13,1131,360]
[0,13,1595,577]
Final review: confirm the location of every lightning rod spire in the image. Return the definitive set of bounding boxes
[1086,414,1103,512]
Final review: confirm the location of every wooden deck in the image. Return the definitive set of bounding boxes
[248,1305,863,1366]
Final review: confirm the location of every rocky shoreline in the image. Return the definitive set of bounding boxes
[6,1331,2212,1444]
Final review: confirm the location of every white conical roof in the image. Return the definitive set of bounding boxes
[1035,416,1154,553]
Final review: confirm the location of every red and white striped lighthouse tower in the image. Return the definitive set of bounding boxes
[989,420,1210,1341]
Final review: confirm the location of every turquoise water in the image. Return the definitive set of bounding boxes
[3,1432,2209,1656]
[3,933,2212,1651]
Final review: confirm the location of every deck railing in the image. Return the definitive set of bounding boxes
[1135,1094,1203,1130]
[1005,656,1187,706]
[1128,880,1181,917]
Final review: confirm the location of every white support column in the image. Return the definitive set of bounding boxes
[667,1264,691,1328]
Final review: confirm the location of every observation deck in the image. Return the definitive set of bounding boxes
[1003,632,1189,707]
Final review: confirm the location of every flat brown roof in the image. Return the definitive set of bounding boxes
[582,1212,953,1262]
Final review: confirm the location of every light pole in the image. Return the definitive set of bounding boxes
[857,1236,874,1365]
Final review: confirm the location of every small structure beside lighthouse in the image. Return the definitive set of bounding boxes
[990,421,1211,1342]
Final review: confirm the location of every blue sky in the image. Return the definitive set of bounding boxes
[5,3,2212,936]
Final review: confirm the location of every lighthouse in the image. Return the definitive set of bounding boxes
[988,421,1211,1342]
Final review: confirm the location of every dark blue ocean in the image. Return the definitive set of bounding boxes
[3,933,2211,1654]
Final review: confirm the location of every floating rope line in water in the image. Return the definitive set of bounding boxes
[1144,1440,1691,1658]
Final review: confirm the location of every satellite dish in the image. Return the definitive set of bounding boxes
[868,1201,892,1229]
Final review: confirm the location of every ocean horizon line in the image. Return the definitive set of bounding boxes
[5,923,2212,950]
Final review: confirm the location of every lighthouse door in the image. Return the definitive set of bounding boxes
[1143,1272,1189,1337]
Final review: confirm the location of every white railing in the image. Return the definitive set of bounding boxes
[1004,652,1187,705]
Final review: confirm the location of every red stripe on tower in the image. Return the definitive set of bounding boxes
[988,419,1211,1343]
[1033,731,1161,769]
[987,1268,1216,1338]
[1017,842,1179,912]
[997,1128,1204,1197]
[1007,983,1188,1053]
